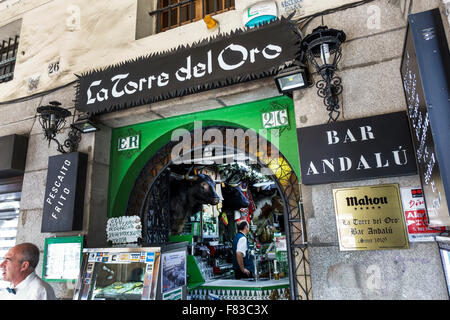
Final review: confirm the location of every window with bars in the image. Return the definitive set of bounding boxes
[0,35,19,83]
[150,0,235,33]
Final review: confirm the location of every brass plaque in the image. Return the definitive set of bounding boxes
[333,184,409,251]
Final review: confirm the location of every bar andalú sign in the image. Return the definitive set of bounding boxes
[297,112,417,185]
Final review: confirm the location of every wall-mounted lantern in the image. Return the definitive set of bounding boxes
[36,101,98,154]
[301,26,346,123]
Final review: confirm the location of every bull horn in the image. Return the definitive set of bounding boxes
[185,166,197,181]
[227,183,240,187]
[185,174,198,181]
[170,172,185,180]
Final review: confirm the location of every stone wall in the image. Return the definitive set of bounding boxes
[0,0,363,102]
[294,0,449,299]
[1,84,110,299]
[1,0,448,300]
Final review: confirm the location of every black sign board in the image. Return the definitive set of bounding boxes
[0,134,28,179]
[297,112,417,185]
[75,18,301,115]
[400,9,450,226]
[41,152,88,232]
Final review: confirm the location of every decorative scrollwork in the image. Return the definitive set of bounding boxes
[54,127,82,154]
[316,76,343,123]
[315,79,328,99]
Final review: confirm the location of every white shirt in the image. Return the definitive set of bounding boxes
[236,233,248,257]
[0,271,56,300]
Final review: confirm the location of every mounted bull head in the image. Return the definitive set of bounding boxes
[219,183,250,244]
[169,172,221,235]
[221,183,250,211]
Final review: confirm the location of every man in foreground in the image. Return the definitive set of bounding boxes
[0,243,56,300]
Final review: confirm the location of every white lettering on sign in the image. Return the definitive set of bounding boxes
[107,216,142,244]
[326,126,375,145]
[304,115,412,178]
[118,135,140,151]
[45,159,72,220]
[85,43,283,105]
[306,146,410,176]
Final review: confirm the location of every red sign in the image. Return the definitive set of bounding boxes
[401,187,446,241]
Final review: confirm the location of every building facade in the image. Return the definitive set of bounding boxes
[0,0,449,299]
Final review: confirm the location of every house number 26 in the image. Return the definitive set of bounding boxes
[262,109,288,129]
[48,59,60,76]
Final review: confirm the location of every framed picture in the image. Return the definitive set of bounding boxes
[161,250,186,294]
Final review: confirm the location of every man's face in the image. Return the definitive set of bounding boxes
[243,224,249,235]
[0,247,23,284]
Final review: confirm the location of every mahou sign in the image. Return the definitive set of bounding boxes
[75,18,301,115]
[297,112,417,185]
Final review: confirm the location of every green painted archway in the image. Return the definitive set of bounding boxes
[108,96,301,219]
[106,95,311,300]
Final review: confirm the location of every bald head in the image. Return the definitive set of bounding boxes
[1,243,40,286]
[14,243,40,269]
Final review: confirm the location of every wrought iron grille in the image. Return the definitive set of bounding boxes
[126,126,312,300]
[142,170,171,244]
[149,0,235,33]
[0,35,19,83]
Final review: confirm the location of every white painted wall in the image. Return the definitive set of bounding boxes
[0,0,362,102]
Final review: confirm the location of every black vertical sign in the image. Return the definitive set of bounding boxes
[400,9,450,226]
[41,152,88,232]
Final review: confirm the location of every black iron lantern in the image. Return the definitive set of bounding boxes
[301,26,346,123]
[36,101,81,154]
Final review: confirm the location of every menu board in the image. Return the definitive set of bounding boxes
[43,236,83,282]
[400,9,450,227]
